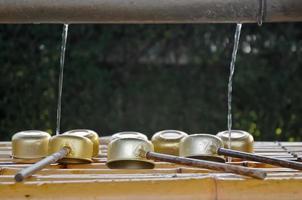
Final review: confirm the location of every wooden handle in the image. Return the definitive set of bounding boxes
[218,148,302,170]
[143,151,266,179]
[14,147,69,182]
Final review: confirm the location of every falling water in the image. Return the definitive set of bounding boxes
[56,24,69,135]
[227,23,242,162]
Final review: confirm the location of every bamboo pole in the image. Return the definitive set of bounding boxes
[0,0,301,24]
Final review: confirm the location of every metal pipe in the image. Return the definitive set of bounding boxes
[14,147,69,182]
[218,148,302,171]
[142,150,267,179]
[0,0,301,24]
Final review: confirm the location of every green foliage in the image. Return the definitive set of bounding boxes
[0,23,301,141]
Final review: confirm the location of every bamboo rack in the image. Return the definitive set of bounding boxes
[0,141,302,199]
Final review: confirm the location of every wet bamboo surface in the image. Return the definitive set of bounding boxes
[0,140,302,200]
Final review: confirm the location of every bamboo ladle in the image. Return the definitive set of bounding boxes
[14,134,93,182]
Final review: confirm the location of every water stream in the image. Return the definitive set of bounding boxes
[56,24,69,135]
[227,23,242,162]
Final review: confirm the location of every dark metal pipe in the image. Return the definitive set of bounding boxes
[218,148,302,171]
[144,151,267,179]
[0,0,301,24]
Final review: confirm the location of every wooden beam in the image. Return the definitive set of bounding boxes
[0,0,301,24]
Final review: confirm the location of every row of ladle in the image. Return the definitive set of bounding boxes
[10,129,302,181]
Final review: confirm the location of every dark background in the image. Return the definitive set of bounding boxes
[0,23,301,141]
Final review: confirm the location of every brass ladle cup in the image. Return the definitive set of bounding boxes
[111,131,148,141]
[106,137,154,169]
[14,134,93,182]
[63,129,100,157]
[12,130,51,163]
[182,134,302,171]
[216,130,254,153]
[99,132,148,146]
[151,130,188,156]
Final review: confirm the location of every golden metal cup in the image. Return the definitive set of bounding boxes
[111,131,148,141]
[12,130,51,161]
[151,130,188,156]
[107,137,154,169]
[48,134,93,164]
[179,134,225,162]
[216,130,254,153]
[63,129,100,157]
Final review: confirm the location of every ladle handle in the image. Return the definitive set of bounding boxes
[217,148,302,170]
[14,147,69,182]
[144,151,266,179]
